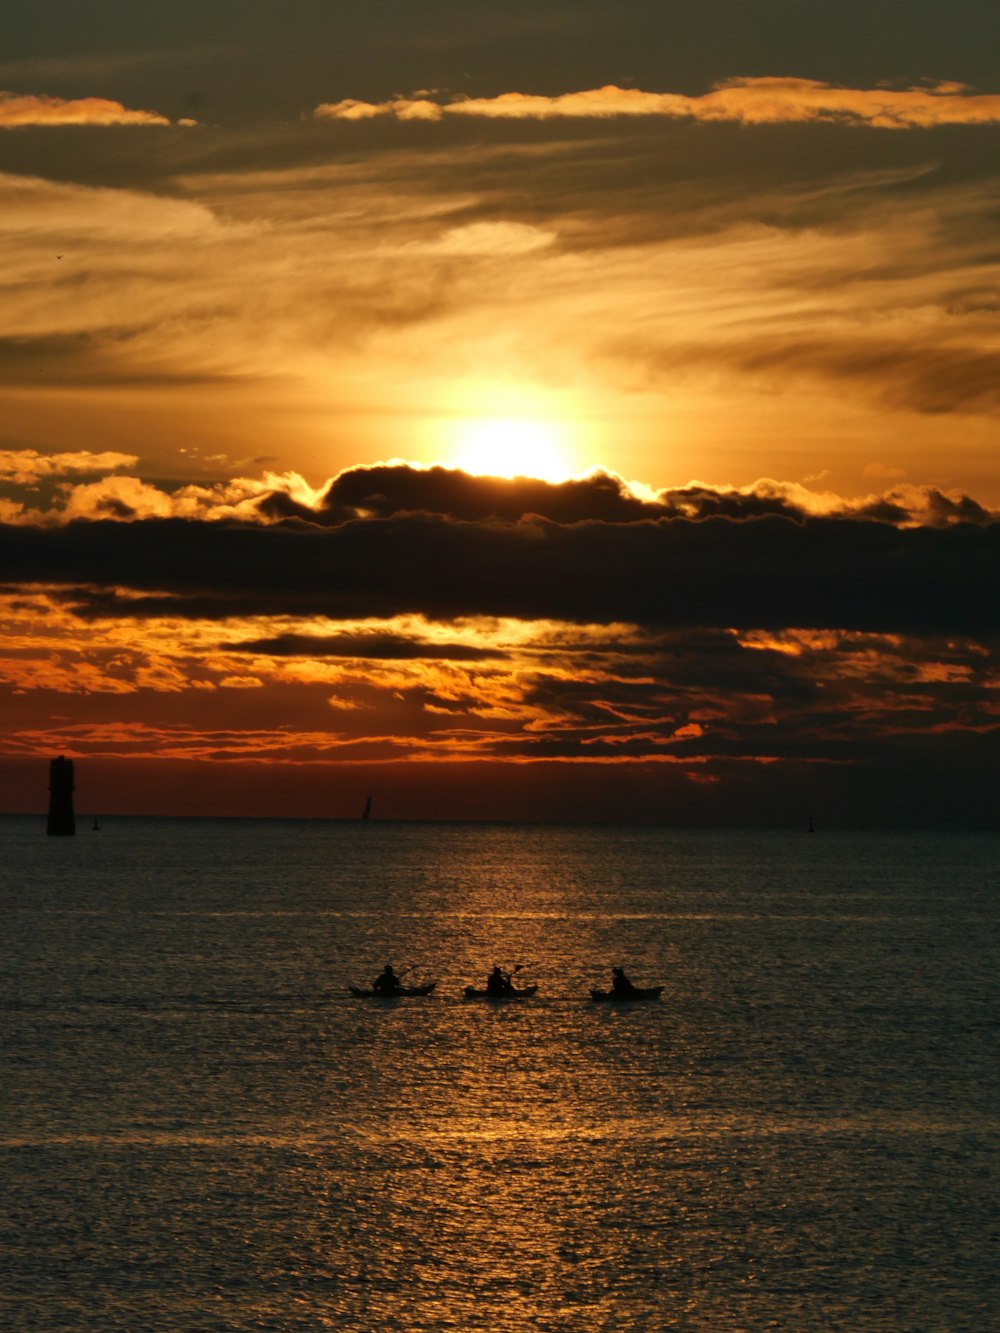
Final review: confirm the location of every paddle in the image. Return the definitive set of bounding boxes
[499,962,535,993]
[391,964,428,991]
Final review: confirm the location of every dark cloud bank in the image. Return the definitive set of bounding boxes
[4,467,1000,635]
[3,467,998,827]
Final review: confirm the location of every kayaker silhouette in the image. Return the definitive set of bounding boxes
[372,964,401,994]
[611,966,637,998]
[485,965,514,996]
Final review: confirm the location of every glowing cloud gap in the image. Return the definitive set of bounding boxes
[0,91,179,128]
[314,78,1000,130]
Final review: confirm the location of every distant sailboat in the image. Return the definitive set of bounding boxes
[361,795,372,821]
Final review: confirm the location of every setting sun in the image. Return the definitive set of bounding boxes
[4,6,999,1329]
[449,417,574,481]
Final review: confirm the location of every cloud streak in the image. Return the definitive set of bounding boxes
[222,631,508,662]
[315,78,1000,130]
[0,91,182,128]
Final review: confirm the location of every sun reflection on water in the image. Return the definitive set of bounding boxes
[3,821,995,1329]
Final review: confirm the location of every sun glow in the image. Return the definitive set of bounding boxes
[449,417,574,482]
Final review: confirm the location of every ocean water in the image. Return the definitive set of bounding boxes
[0,818,996,1332]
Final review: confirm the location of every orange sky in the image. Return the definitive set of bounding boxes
[2,3,999,824]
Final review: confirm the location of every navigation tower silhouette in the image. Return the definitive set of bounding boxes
[47,756,76,836]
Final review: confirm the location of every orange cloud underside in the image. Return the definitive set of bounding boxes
[2,594,997,780]
[0,92,173,127]
[315,78,1000,129]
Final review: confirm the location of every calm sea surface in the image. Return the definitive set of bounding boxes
[1,818,996,1331]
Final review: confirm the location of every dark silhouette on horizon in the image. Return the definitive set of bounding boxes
[590,965,664,1002]
[362,794,372,821]
[462,962,538,1000]
[47,756,75,836]
[347,964,438,998]
[372,963,401,993]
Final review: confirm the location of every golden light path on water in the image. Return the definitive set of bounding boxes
[1,820,995,1330]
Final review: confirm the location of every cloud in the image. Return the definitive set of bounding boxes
[7,461,996,537]
[319,96,445,123]
[0,91,179,128]
[681,333,1000,417]
[0,449,137,485]
[3,535,998,826]
[0,172,226,245]
[277,465,660,525]
[419,221,555,256]
[0,332,245,390]
[222,631,508,661]
[1,468,328,526]
[55,475,180,522]
[315,78,1000,130]
[2,134,998,482]
[5,499,1000,637]
[261,464,997,530]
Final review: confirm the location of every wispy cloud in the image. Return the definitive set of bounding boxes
[316,78,1000,130]
[3,97,1000,502]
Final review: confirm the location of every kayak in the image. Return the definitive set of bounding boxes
[348,982,437,998]
[463,984,538,1000]
[589,985,663,1002]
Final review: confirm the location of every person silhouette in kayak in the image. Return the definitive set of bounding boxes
[372,964,401,994]
[610,966,637,998]
[485,965,513,996]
